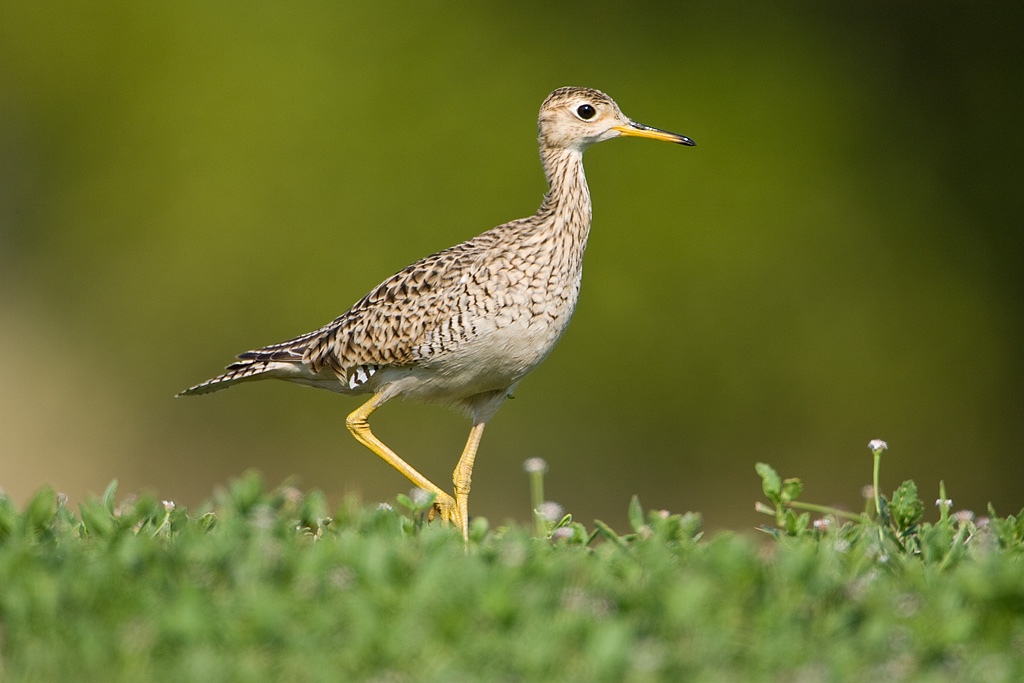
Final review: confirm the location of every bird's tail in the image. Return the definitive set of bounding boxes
[176,360,276,397]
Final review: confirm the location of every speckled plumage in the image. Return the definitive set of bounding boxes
[180,87,693,538]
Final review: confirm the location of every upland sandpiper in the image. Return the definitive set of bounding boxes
[179,87,694,539]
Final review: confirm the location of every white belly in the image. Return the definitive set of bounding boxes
[406,304,574,400]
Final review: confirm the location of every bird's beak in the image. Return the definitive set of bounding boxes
[613,121,695,146]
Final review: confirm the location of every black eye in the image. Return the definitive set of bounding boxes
[576,104,596,120]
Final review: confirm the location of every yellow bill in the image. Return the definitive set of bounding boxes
[613,121,695,146]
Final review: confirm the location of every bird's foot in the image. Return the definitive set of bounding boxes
[427,492,468,540]
[427,491,460,524]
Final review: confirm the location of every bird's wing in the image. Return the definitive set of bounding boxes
[237,240,487,378]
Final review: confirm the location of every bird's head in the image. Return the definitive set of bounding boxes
[538,86,695,152]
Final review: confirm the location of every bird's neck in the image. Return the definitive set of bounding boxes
[538,147,592,233]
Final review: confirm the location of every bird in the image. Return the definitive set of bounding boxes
[179,86,694,540]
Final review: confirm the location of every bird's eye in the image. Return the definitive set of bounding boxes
[576,104,596,120]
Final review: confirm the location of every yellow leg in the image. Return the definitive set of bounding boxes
[346,393,459,527]
[453,422,486,542]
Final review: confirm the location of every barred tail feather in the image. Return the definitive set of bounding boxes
[177,360,276,396]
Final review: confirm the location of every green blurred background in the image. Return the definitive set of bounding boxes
[1,2,1021,531]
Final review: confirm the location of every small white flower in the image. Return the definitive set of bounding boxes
[537,501,564,522]
[524,457,548,474]
[162,500,175,512]
[953,509,974,523]
[868,439,888,452]
[409,487,433,506]
[813,518,831,531]
[935,498,953,508]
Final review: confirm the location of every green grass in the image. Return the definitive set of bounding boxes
[1,447,1024,682]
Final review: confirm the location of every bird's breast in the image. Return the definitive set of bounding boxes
[411,258,582,386]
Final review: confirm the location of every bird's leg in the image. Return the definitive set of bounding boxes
[452,422,486,542]
[346,393,460,527]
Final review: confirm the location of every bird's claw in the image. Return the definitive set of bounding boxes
[427,492,468,541]
[428,493,461,524]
